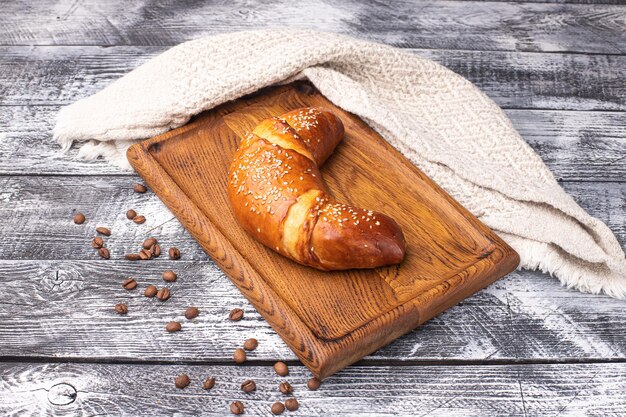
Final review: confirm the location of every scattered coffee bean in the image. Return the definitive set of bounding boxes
[271,401,285,415]
[98,247,110,259]
[73,212,86,224]
[307,377,322,391]
[151,244,161,257]
[91,237,104,249]
[274,361,289,377]
[133,215,146,225]
[229,308,244,321]
[279,381,293,394]
[139,248,152,260]
[202,377,216,390]
[122,278,137,290]
[168,247,181,260]
[156,287,170,301]
[144,285,158,298]
[96,227,111,236]
[185,307,200,320]
[126,209,137,220]
[241,379,256,393]
[175,374,190,389]
[162,270,177,282]
[230,401,244,415]
[166,321,182,333]
[124,253,141,261]
[233,348,246,364]
[284,398,299,412]
[133,183,147,193]
[114,303,128,314]
[243,338,258,351]
[143,237,157,249]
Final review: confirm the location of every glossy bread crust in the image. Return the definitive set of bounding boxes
[228,107,406,270]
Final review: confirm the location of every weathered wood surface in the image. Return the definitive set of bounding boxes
[2,106,624,181]
[477,0,625,3]
[0,260,624,363]
[2,362,626,416]
[0,176,622,261]
[1,0,625,413]
[2,46,625,111]
[1,0,625,54]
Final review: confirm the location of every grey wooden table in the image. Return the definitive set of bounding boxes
[1,1,625,416]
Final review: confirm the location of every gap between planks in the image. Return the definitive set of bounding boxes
[0,356,625,367]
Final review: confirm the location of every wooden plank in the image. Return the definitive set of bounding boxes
[1,46,625,111]
[508,109,626,182]
[2,106,624,181]
[0,260,624,363]
[476,0,625,3]
[472,0,626,4]
[0,176,622,262]
[0,0,624,54]
[1,361,625,416]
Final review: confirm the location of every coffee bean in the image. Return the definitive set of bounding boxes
[278,381,293,394]
[230,401,244,415]
[271,402,285,415]
[229,308,244,321]
[284,398,299,412]
[143,237,157,249]
[202,377,216,390]
[175,374,190,389]
[98,247,110,259]
[121,278,137,290]
[185,307,199,320]
[91,237,104,249]
[73,212,86,224]
[233,348,246,364]
[144,285,158,298]
[168,247,181,260]
[151,244,161,257]
[274,361,289,377]
[307,377,322,391]
[243,338,258,351]
[166,321,182,333]
[139,249,152,260]
[124,253,141,261]
[156,287,170,301]
[133,183,147,193]
[126,209,137,220]
[133,215,146,225]
[162,270,177,282]
[241,379,256,393]
[96,227,111,236]
[114,303,128,314]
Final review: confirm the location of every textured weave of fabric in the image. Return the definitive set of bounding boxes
[53,29,626,298]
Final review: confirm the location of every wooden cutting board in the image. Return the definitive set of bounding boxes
[127,81,519,379]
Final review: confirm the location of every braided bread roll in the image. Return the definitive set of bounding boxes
[228,107,406,270]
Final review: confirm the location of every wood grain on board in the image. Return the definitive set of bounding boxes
[126,82,519,378]
[0,0,624,54]
[2,362,625,417]
[2,46,625,111]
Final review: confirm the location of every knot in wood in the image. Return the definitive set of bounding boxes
[47,382,77,405]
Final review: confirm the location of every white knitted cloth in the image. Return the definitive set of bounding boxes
[54,30,625,299]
